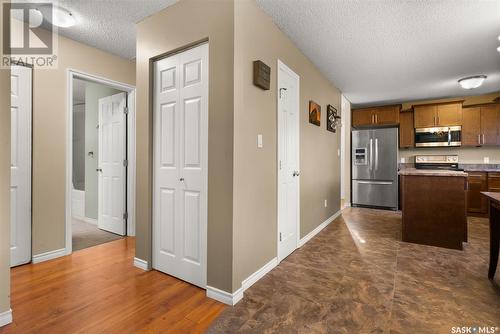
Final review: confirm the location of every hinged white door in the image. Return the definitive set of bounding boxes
[277,61,300,263]
[10,65,32,267]
[98,92,127,236]
[153,43,208,288]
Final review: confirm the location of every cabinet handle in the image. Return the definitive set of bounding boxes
[372,114,375,124]
[478,134,481,145]
[482,134,485,145]
[376,114,378,123]
[437,115,440,125]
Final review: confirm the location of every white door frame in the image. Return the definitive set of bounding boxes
[276,59,300,263]
[65,69,136,255]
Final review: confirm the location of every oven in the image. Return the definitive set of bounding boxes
[415,126,461,147]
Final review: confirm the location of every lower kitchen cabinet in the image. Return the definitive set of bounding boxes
[467,172,488,215]
[489,173,500,192]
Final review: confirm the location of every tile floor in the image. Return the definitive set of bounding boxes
[72,218,123,251]
[208,208,500,333]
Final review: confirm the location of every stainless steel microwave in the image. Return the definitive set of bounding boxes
[415,126,461,147]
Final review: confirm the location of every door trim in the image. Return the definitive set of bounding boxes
[276,59,300,263]
[65,69,136,256]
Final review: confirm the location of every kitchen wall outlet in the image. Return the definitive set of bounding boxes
[400,157,405,163]
[324,199,328,208]
[257,134,263,148]
[484,157,490,163]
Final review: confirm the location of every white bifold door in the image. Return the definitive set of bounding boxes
[98,92,127,236]
[10,65,32,267]
[277,61,300,263]
[153,43,208,288]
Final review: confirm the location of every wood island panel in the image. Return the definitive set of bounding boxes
[400,174,467,250]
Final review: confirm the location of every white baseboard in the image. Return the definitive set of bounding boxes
[32,248,67,264]
[84,217,98,225]
[206,210,343,307]
[133,257,149,271]
[207,257,278,306]
[206,286,243,306]
[242,257,278,290]
[0,309,12,327]
[298,209,343,247]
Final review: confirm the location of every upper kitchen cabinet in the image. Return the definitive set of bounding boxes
[399,109,414,148]
[413,101,463,128]
[462,103,500,147]
[462,107,481,146]
[352,105,400,128]
[480,104,500,146]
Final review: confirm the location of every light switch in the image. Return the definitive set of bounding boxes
[337,149,340,157]
[400,157,405,163]
[484,157,490,163]
[324,199,328,208]
[257,134,263,148]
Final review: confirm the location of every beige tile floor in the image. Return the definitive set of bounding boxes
[208,208,500,334]
[72,218,123,251]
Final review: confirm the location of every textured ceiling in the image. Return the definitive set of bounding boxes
[256,0,500,106]
[23,0,178,60]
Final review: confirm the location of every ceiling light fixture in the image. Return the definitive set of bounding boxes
[46,6,76,28]
[458,75,487,90]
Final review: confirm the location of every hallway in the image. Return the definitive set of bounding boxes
[2,239,225,333]
[209,208,500,333]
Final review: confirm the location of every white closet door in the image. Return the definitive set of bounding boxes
[277,61,300,263]
[10,65,32,267]
[153,43,208,288]
[98,92,127,236]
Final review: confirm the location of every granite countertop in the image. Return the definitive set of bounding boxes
[481,192,500,204]
[463,168,500,173]
[398,168,468,177]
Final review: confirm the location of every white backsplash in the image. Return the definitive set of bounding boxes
[399,147,500,164]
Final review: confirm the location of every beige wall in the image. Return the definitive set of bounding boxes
[399,92,500,164]
[0,67,11,313]
[31,35,135,254]
[135,0,235,292]
[232,0,342,289]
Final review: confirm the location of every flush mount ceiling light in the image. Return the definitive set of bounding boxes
[458,75,487,90]
[45,6,76,27]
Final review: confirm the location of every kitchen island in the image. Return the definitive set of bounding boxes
[399,168,468,250]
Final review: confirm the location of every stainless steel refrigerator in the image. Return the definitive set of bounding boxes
[352,127,398,210]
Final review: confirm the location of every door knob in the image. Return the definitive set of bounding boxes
[292,171,300,177]
[179,177,185,182]
[96,168,102,172]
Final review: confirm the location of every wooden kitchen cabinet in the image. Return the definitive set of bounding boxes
[467,172,488,214]
[399,110,414,148]
[480,105,500,146]
[413,101,463,128]
[352,105,400,127]
[489,173,500,192]
[462,107,481,146]
[413,105,436,128]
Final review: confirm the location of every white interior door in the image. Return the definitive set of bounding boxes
[153,43,208,288]
[10,65,32,267]
[277,60,300,263]
[98,92,127,236]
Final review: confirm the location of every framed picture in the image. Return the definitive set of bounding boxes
[309,100,321,126]
[327,104,340,133]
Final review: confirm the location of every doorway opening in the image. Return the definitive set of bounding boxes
[67,70,136,254]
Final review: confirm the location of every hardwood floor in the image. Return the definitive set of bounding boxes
[1,238,225,334]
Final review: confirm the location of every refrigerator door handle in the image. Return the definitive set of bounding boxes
[375,138,379,171]
[369,138,373,171]
[356,180,393,185]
